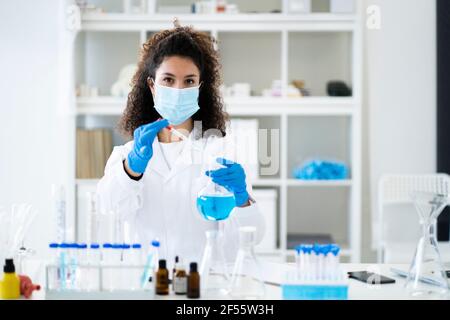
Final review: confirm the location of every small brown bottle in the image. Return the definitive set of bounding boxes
[187,262,200,299]
[156,259,169,295]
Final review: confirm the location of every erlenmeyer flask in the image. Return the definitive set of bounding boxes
[199,226,230,297]
[406,191,450,297]
[197,145,236,221]
[229,227,265,299]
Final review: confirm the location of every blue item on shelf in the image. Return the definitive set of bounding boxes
[292,160,348,180]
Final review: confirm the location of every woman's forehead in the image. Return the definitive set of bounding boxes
[156,56,200,77]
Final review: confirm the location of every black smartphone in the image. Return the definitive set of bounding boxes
[348,271,396,284]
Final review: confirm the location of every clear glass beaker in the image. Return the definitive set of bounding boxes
[199,226,230,297]
[406,191,450,297]
[229,226,265,299]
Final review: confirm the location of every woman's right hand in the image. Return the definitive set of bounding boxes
[126,118,169,175]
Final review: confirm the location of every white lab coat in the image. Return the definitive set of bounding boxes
[96,134,265,266]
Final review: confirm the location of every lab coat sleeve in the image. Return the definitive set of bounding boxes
[96,141,144,220]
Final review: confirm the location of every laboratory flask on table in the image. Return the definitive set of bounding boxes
[199,228,230,297]
[406,191,450,297]
[196,142,236,221]
[229,226,265,299]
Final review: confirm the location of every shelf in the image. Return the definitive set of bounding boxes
[76,96,356,116]
[252,179,281,187]
[81,13,357,32]
[287,179,352,187]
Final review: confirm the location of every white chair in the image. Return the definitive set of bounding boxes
[377,174,450,263]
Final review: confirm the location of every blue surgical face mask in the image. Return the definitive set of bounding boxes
[152,81,201,125]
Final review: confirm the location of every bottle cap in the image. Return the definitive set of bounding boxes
[159,259,166,269]
[151,239,160,248]
[190,262,198,272]
[3,259,15,273]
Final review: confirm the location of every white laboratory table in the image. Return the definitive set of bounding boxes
[12,260,450,300]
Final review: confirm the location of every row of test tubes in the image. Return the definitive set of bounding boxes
[294,244,344,282]
[48,240,160,292]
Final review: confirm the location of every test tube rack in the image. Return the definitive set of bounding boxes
[45,264,155,300]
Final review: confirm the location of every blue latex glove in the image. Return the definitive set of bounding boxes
[127,119,169,174]
[206,158,249,207]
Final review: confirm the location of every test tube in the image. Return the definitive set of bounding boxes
[102,243,113,291]
[59,242,69,290]
[77,243,87,290]
[67,243,78,289]
[48,243,59,290]
[130,243,142,290]
[88,243,101,291]
[121,244,131,290]
[111,244,123,290]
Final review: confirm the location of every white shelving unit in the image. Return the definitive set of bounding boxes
[72,1,362,262]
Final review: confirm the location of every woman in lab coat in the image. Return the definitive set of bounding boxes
[97,23,265,266]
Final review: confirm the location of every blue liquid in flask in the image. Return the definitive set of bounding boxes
[196,195,236,221]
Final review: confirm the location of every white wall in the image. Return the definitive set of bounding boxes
[362,0,437,261]
[0,0,73,259]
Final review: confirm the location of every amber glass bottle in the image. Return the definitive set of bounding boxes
[187,262,200,298]
[156,259,169,295]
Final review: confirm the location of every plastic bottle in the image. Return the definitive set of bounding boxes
[0,259,20,299]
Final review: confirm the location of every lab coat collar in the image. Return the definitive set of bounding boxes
[147,131,204,182]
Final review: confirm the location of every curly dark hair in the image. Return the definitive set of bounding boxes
[119,25,228,139]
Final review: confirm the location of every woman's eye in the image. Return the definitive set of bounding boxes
[163,78,173,83]
[186,79,195,85]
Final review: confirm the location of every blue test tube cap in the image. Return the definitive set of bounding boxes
[151,239,160,248]
[78,243,88,249]
[303,244,313,254]
[330,244,341,256]
[294,245,303,254]
[123,244,131,249]
[49,243,59,249]
[111,244,122,249]
[68,243,78,249]
[60,243,70,249]
[132,243,142,249]
[313,243,322,255]
[102,243,112,249]
[90,243,100,249]
[322,244,332,256]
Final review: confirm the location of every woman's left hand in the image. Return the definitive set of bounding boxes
[206,158,250,207]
